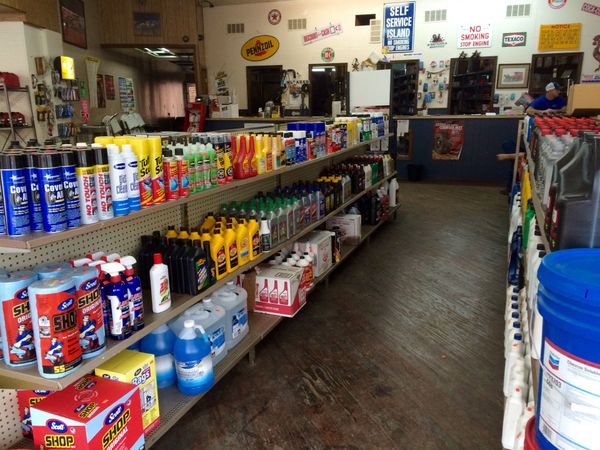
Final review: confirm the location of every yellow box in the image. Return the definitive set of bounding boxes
[95,350,160,435]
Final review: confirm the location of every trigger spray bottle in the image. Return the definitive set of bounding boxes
[120,256,144,331]
[101,262,131,340]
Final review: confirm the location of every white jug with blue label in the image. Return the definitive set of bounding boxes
[212,288,249,350]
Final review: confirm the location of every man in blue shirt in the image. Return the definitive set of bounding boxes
[526,82,567,114]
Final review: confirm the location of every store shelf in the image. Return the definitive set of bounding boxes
[0,172,397,390]
[523,139,551,253]
[145,313,282,447]
[4,87,29,93]
[146,206,400,448]
[0,125,33,130]
[0,134,391,253]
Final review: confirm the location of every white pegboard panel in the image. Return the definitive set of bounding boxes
[0,205,184,272]
[0,390,22,449]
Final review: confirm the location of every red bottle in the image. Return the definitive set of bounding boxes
[247,135,257,177]
[269,280,279,304]
[234,136,247,179]
[279,281,289,305]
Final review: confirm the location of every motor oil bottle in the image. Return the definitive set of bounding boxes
[166,225,178,240]
[120,256,144,332]
[106,145,129,217]
[92,146,114,221]
[189,229,201,243]
[254,135,266,175]
[264,134,273,172]
[174,320,214,395]
[150,253,171,313]
[201,238,216,286]
[28,276,82,378]
[275,198,287,243]
[178,227,190,240]
[233,135,246,179]
[259,217,271,252]
[247,217,261,260]
[211,228,227,280]
[36,152,69,233]
[224,223,238,273]
[174,239,190,293]
[236,216,250,266]
[163,148,179,201]
[284,197,295,237]
[0,272,36,367]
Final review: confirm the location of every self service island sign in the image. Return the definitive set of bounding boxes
[383,2,415,53]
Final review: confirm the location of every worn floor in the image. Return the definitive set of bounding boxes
[156,183,508,450]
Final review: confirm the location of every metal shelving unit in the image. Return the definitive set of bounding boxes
[0,83,38,150]
[0,134,391,253]
[0,171,397,390]
[145,204,400,448]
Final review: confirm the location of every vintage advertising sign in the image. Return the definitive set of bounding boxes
[302,23,343,45]
[502,32,527,47]
[548,0,567,8]
[241,35,280,61]
[582,2,600,16]
[538,23,581,51]
[458,24,492,49]
[321,47,335,62]
[383,2,415,53]
[432,121,464,160]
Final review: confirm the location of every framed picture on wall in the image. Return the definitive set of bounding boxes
[133,12,162,36]
[60,0,87,49]
[104,75,115,100]
[96,74,106,108]
[497,63,530,89]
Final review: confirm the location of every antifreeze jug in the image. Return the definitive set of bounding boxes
[140,324,176,388]
[212,288,249,350]
[174,319,215,395]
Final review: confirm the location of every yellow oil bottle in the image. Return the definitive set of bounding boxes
[224,223,238,273]
[178,227,190,239]
[165,225,178,240]
[254,135,266,175]
[189,230,201,242]
[201,228,212,246]
[247,217,261,260]
[236,217,250,266]
[210,228,227,280]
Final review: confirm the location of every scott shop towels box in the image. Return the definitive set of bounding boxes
[255,266,306,317]
[95,350,160,435]
[30,375,145,450]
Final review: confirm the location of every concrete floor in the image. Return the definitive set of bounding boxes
[156,183,508,449]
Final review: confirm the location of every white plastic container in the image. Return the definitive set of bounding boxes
[389,178,399,207]
[150,253,171,313]
[212,290,249,350]
[502,386,526,449]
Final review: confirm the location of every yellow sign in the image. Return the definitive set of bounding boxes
[60,56,75,80]
[538,23,581,51]
[241,35,279,61]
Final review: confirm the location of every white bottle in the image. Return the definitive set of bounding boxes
[512,405,535,450]
[504,335,524,390]
[212,290,249,349]
[121,144,141,212]
[150,253,171,313]
[260,218,271,252]
[504,358,526,397]
[296,256,312,288]
[106,144,129,217]
[389,178,399,207]
[502,386,526,449]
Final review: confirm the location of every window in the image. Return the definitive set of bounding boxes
[355,14,376,26]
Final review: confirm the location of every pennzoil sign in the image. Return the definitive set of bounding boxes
[241,35,280,61]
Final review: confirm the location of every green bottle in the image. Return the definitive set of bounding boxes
[522,200,535,249]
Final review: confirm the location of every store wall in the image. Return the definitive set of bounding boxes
[204,0,600,112]
[0,0,60,32]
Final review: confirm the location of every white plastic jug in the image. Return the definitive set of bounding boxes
[212,290,249,350]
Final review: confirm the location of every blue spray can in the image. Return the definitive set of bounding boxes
[1,153,31,236]
[100,262,131,340]
[23,151,43,232]
[120,256,144,331]
[35,153,67,233]
[59,151,81,229]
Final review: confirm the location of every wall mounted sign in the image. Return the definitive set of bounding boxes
[383,2,415,53]
[538,23,581,51]
[427,33,446,48]
[548,0,567,8]
[497,63,530,89]
[302,23,343,45]
[268,9,282,25]
[502,32,527,47]
[432,120,464,160]
[133,12,161,36]
[582,2,600,16]
[593,35,600,71]
[104,75,115,100]
[321,47,335,62]
[60,0,87,49]
[118,77,136,112]
[457,24,492,49]
[241,35,280,61]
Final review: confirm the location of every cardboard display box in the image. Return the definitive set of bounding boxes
[567,84,600,115]
[255,266,307,317]
[327,214,362,245]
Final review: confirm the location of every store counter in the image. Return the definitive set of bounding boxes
[205,116,326,131]
[393,114,523,183]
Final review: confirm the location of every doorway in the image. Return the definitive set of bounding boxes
[246,66,283,115]
[309,63,348,117]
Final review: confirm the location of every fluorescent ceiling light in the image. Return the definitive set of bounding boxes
[136,47,178,58]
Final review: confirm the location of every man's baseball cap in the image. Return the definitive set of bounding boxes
[545,81,561,91]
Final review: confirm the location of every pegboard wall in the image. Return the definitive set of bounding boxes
[0,390,22,449]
